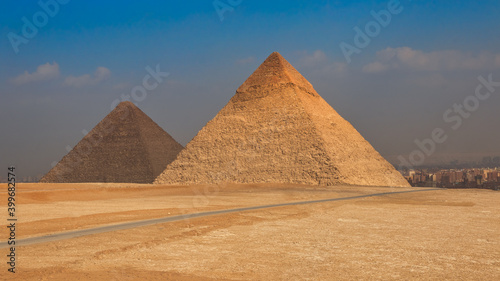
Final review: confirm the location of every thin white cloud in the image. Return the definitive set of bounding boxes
[297,50,347,75]
[64,67,111,87]
[324,62,347,74]
[94,67,111,81]
[300,50,327,67]
[362,61,389,73]
[363,47,500,73]
[236,57,256,65]
[64,74,92,87]
[12,62,60,84]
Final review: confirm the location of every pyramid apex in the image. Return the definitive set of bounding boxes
[114,101,141,113]
[262,51,287,66]
[116,101,136,108]
[261,52,289,67]
[268,51,284,59]
[236,52,317,96]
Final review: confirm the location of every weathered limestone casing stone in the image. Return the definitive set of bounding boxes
[155,52,410,187]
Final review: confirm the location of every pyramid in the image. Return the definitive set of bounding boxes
[155,52,410,187]
[40,101,183,183]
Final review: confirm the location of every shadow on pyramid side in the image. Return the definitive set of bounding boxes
[40,102,183,183]
[155,52,410,187]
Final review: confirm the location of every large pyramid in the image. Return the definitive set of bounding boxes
[155,52,410,187]
[40,101,183,183]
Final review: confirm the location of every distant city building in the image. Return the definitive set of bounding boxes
[400,167,500,190]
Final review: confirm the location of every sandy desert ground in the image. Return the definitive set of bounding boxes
[0,183,499,280]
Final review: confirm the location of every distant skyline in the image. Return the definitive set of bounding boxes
[1,0,499,178]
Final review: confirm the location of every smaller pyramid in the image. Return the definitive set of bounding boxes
[40,102,183,183]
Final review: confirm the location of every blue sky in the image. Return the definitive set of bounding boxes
[1,0,500,178]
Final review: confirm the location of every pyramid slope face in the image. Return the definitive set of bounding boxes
[155,52,409,187]
[40,102,183,183]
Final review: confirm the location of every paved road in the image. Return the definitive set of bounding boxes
[0,188,441,248]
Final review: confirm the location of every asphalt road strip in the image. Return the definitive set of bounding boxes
[1,188,442,248]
